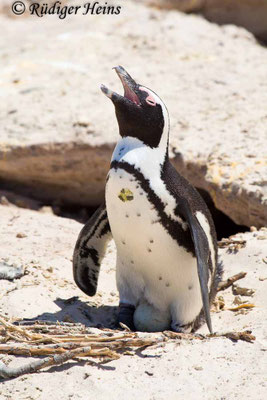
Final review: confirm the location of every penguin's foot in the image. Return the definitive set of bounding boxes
[118,302,136,331]
[171,321,194,333]
[134,301,171,332]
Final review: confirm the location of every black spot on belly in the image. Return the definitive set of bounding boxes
[166,282,170,287]
[150,239,154,244]
[188,284,193,290]
[159,276,162,280]
[137,213,141,217]
[136,185,139,189]
[125,214,129,218]
[147,248,152,253]
[131,260,134,264]
[121,240,126,245]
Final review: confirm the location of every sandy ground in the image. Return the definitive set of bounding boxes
[0,204,266,400]
[0,2,266,398]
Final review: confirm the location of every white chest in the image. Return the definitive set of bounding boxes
[105,165,200,313]
[106,166,164,259]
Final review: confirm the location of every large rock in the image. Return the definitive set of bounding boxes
[203,0,267,43]
[0,0,266,227]
[0,204,266,398]
[140,0,204,12]
[141,0,267,42]
[0,142,112,206]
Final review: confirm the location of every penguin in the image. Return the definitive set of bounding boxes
[73,66,223,333]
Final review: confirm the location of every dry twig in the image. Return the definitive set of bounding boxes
[227,304,255,311]
[218,238,246,252]
[0,316,256,380]
[212,330,256,343]
[0,346,95,379]
[217,272,247,291]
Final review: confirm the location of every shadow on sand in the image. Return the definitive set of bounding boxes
[16,296,119,329]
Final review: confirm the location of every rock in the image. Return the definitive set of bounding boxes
[0,1,266,227]
[0,0,18,18]
[0,205,266,398]
[202,0,267,43]
[39,205,54,214]
[139,0,204,12]
[0,189,43,210]
[0,142,112,207]
[0,262,24,280]
[141,0,267,42]
[16,232,27,238]
[0,196,11,206]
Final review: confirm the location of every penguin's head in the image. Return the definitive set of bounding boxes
[101,66,169,148]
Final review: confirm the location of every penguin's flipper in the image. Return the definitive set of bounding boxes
[73,203,112,297]
[180,203,213,334]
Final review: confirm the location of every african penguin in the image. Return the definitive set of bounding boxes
[73,66,223,333]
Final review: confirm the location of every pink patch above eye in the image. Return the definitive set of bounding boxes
[139,87,157,106]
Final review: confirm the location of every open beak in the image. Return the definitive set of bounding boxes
[101,66,141,106]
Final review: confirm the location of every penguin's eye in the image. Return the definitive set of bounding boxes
[139,87,157,107]
[146,97,156,106]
